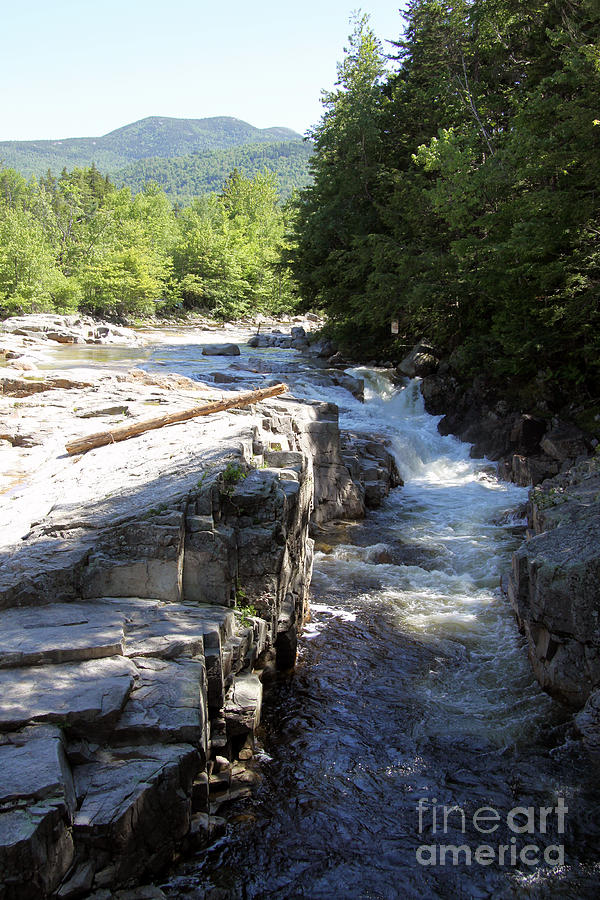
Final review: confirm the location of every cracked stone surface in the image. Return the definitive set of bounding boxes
[0,603,126,669]
[0,725,77,899]
[103,597,235,659]
[73,743,199,882]
[0,726,76,814]
[0,657,137,734]
[113,657,208,752]
[0,321,399,895]
[224,673,263,739]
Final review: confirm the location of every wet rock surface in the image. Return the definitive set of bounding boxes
[340,432,403,509]
[2,319,599,897]
[201,343,240,356]
[508,455,600,708]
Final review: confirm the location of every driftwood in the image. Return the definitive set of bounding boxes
[65,382,289,456]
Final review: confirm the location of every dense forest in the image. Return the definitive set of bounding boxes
[0,164,297,319]
[114,141,312,203]
[291,0,600,410]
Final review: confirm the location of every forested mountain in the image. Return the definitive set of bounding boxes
[290,1,600,411]
[114,141,313,202]
[0,116,304,179]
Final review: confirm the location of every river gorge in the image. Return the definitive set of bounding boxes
[0,319,598,899]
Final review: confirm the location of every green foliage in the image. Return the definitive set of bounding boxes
[115,141,313,203]
[0,160,299,320]
[290,13,388,324]
[291,2,600,406]
[219,462,248,497]
[234,581,257,627]
[170,170,299,318]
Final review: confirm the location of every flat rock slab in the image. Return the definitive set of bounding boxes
[0,725,75,814]
[0,602,126,669]
[0,657,137,734]
[91,597,234,659]
[113,657,207,750]
[73,743,199,882]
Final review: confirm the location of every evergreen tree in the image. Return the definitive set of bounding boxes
[290,13,387,328]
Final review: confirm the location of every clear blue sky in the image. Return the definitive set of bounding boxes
[2,1,407,142]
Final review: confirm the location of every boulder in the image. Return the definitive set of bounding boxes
[201,343,240,356]
[46,332,78,344]
[340,433,403,509]
[540,424,590,462]
[224,673,262,739]
[398,340,439,378]
[420,373,458,416]
[509,414,547,455]
[246,334,268,348]
[290,326,306,340]
[210,372,249,384]
[509,453,559,487]
[331,373,364,402]
[309,339,336,358]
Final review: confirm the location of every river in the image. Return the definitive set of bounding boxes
[44,331,600,898]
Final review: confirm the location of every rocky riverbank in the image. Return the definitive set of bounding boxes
[0,323,399,898]
[508,454,600,714]
[417,366,595,489]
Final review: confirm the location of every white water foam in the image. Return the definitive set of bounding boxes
[303,370,556,745]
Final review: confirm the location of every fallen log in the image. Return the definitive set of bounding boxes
[65,382,289,456]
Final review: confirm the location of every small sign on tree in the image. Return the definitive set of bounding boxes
[391,319,399,335]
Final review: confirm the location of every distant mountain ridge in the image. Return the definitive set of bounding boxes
[0,116,306,179]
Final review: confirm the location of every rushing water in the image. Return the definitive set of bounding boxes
[42,334,600,897]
